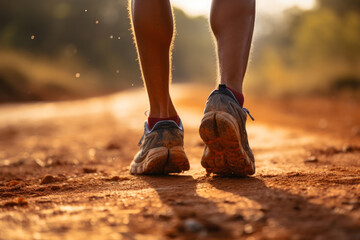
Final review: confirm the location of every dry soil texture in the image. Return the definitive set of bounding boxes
[0,84,359,240]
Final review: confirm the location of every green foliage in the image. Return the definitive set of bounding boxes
[1,0,358,99]
[173,9,216,83]
[317,0,360,15]
[0,50,100,102]
[247,0,360,95]
[0,0,216,97]
[0,0,138,90]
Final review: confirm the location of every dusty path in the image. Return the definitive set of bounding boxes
[0,84,359,240]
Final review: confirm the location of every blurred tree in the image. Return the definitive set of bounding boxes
[2,0,357,99]
[317,0,360,15]
[247,0,360,95]
[173,9,216,83]
[0,0,216,97]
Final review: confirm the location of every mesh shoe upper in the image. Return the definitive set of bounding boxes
[134,119,185,164]
[202,84,255,170]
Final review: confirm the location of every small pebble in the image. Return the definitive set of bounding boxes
[41,175,57,184]
[107,176,129,181]
[6,180,21,187]
[50,185,61,191]
[106,142,122,150]
[305,156,318,163]
[342,145,360,153]
[3,197,28,208]
[243,224,254,234]
[83,168,97,173]
[184,218,203,233]
[231,213,244,221]
[88,196,104,201]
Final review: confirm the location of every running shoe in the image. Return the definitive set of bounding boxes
[199,84,255,176]
[130,119,190,174]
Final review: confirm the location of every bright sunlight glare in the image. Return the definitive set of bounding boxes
[171,0,316,16]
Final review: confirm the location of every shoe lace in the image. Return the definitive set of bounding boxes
[138,134,144,146]
[138,110,149,146]
[243,108,255,121]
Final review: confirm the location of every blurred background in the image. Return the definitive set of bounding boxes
[0,0,359,102]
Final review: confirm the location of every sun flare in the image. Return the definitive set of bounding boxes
[171,0,316,16]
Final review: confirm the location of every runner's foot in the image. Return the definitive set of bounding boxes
[130,119,190,175]
[199,84,255,176]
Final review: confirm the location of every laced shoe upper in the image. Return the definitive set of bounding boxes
[203,84,255,165]
[134,119,185,164]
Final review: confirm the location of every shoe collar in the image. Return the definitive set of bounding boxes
[138,118,184,146]
[144,118,184,134]
[208,84,241,106]
[208,84,255,121]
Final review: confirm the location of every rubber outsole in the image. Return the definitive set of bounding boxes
[199,111,255,176]
[130,146,190,175]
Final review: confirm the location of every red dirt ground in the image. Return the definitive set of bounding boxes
[0,84,359,240]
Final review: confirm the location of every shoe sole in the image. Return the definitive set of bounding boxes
[130,146,190,175]
[199,111,255,176]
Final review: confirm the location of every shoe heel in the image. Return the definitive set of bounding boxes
[199,111,241,152]
[165,146,190,173]
[200,111,254,176]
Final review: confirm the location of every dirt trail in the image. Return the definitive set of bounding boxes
[0,84,359,240]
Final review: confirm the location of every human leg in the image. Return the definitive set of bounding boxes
[199,0,256,176]
[130,0,177,120]
[210,0,255,94]
[129,0,189,174]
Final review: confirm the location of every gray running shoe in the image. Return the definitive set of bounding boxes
[130,119,190,175]
[199,84,255,176]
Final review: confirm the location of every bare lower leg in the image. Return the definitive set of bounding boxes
[210,0,255,93]
[130,0,177,118]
